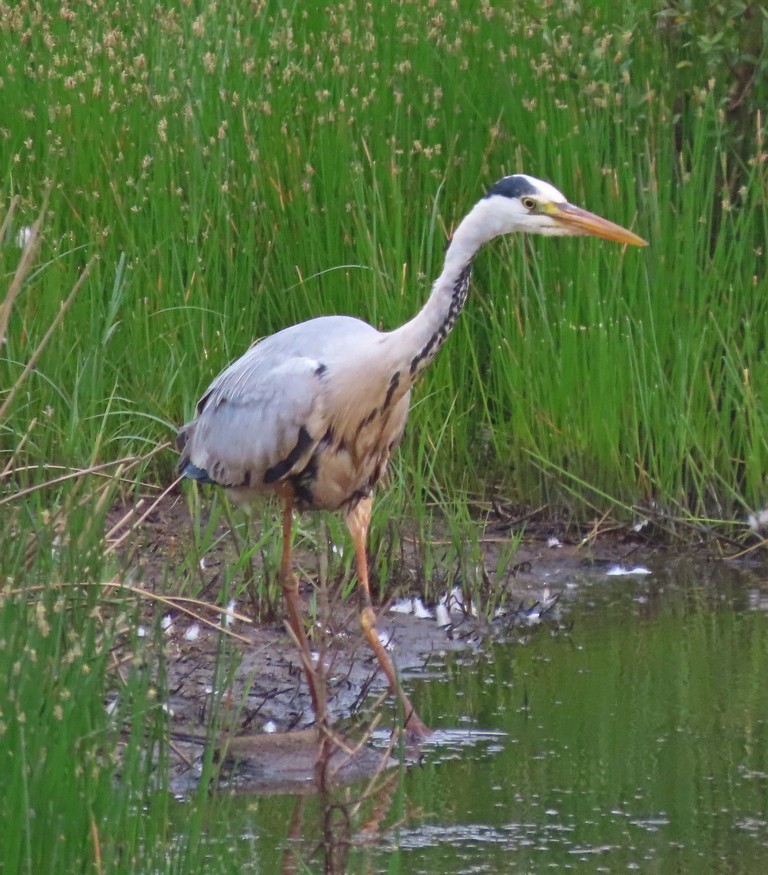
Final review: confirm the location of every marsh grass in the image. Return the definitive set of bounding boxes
[2,1,768,871]
[3,2,768,524]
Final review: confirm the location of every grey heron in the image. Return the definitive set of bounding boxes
[176,173,647,738]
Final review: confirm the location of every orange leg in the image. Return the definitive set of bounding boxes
[346,497,432,739]
[279,495,325,721]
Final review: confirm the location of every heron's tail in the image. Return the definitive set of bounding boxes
[179,459,215,483]
[175,422,215,484]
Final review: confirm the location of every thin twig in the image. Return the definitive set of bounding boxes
[0,456,142,507]
[104,462,179,557]
[0,194,20,248]
[4,578,253,641]
[101,579,254,640]
[104,499,146,543]
[89,815,103,875]
[0,255,96,422]
[0,187,50,347]
[1,417,37,479]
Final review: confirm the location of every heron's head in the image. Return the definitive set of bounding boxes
[481,174,647,246]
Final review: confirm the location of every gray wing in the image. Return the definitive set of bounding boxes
[178,344,330,491]
[176,316,375,491]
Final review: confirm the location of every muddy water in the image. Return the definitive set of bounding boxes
[173,559,768,873]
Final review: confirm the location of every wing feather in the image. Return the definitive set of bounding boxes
[177,314,406,507]
[179,341,329,491]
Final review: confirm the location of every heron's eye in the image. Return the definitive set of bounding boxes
[521,197,537,211]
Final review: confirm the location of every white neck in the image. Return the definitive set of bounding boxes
[382,198,508,387]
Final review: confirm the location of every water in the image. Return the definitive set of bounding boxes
[173,559,768,872]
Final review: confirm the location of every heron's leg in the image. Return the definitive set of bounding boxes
[279,495,325,721]
[346,497,432,738]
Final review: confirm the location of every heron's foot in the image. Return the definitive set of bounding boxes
[401,711,433,743]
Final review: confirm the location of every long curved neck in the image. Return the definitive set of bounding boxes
[383,198,503,384]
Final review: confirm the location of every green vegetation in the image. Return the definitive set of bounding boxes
[1,1,767,872]
[3,0,768,521]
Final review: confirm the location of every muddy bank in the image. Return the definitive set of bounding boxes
[108,493,739,791]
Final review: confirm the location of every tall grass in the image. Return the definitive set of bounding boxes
[1,1,767,871]
[2,1,766,524]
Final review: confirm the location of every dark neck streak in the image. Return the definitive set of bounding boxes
[408,260,473,380]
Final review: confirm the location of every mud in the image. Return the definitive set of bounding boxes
[107,492,699,793]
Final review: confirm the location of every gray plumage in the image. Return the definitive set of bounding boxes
[177,314,410,511]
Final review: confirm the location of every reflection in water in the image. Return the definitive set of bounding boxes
[214,727,509,873]
[279,756,402,875]
[211,725,404,873]
[174,561,768,873]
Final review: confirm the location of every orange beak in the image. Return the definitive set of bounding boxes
[546,202,648,246]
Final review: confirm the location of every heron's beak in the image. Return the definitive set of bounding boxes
[545,202,648,246]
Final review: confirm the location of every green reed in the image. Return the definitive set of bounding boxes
[3,1,765,523]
